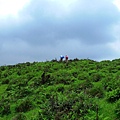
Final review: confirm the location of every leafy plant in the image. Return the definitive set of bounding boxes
[106,88,120,102]
[12,113,27,120]
[115,100,120,118]
[88,86,104,98]
[0,103,11,116]
[15,98,34,113]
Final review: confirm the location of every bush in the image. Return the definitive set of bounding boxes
[12,113,27,120]
[1,78,9,84]
[15,99,34,113]
[88,86,104,98]
[0,103,11,116]
[72,95,97,118]
[78,73,89,81]
[106,88,120,102]
[90,72,103,82]
[80,80,93,90]
[115,100,120,118]
[15,87,32,99]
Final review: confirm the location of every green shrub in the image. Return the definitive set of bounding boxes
[106,88,120,102]
[90,72,103,82]
[115,100,120,118]
[12,113,27,120]
[15,99,34,113]
[78,72,89,81]
[57,86,64,93]
[15,87,32,99]
[1,78,9,84]
[88,86,104,98]
[71,94,97,118]
[0,103,11,116]
[80,80,93,90]
[102,78,114,92]
[0,66,6,71]
[32,77,41,87]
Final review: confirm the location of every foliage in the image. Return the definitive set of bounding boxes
[15,98,34,113]
[0,58,120,119]
[88,86,104,98]
[106,88,120,103]
[12,113,27,120]
[115,100,120,118]
[0,103,11,116]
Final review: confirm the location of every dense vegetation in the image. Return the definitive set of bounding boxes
[0,58,120,120]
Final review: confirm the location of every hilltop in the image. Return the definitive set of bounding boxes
[0,58,120,120]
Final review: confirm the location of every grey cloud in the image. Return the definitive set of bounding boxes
[17,0,120,45]
[0,0,120,65]
[1,0,119,45]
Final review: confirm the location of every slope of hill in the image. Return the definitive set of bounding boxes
[0,58,120,120]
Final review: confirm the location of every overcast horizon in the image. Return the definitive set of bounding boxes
[0,0,120,65]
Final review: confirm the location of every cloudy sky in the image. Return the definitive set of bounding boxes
[0,0,120,65]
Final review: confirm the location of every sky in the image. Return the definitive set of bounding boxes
[0,0,120,65]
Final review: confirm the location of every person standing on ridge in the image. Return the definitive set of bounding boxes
[60,55,64,61]
[65,55,68,63]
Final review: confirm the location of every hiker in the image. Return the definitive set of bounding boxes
[60,55,64,61]
[65,55,68,62]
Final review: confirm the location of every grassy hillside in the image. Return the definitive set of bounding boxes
[0,58,120,120]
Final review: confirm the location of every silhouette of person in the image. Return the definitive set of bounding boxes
[65,55,68,62]
[60,55,64,61]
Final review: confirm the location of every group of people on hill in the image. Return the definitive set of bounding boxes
[60,55,68,62]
